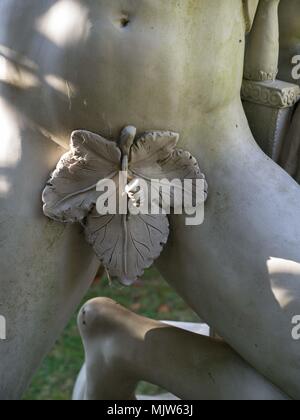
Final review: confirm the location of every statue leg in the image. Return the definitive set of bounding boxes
[74,298,288,400]
[0,102,99,399]
[156,107,300,400]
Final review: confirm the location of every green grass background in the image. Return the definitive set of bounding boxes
[23,268,199,400]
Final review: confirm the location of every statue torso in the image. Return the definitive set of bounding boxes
[1,0,247,146]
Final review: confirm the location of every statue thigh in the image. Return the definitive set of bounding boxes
[0,106,99,399]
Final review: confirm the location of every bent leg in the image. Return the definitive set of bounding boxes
[75,298,288,400]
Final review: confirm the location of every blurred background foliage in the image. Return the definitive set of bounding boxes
[23,267,199,400]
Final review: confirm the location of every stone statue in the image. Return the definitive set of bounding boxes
[1,0,300,400]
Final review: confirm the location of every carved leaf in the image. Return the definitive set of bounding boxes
[42,130,121,223]
[42,126,207,285]
[129,131,207,209]
[85,209,169,285]
[130,131,179,166]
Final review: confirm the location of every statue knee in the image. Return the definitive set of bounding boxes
[78,298,120,338]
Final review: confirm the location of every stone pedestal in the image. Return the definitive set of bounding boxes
[242,79,300,161]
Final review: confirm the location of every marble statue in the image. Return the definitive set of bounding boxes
[0,0,300,400]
